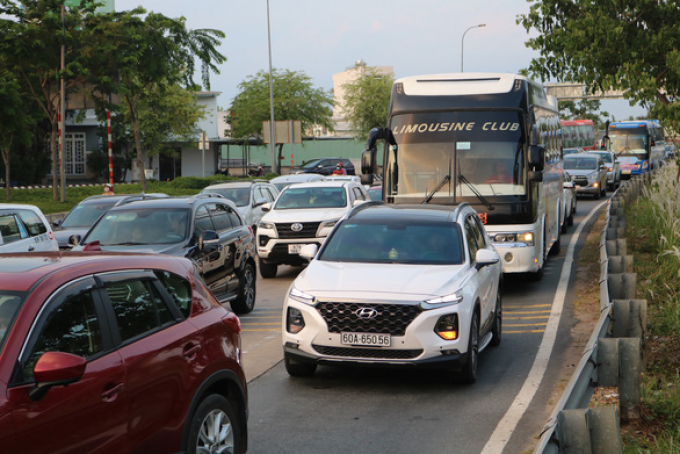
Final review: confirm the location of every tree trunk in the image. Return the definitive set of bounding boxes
[2,145,10,201]
[277,143,284,174]
[127,96,147,192]
[50,124,58,201]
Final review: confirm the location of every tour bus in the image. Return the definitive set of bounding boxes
[361,73,564,280]
[561,119,596,153]
[604,120,665,178]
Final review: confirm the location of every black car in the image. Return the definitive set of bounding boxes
[53,193,167,249]
[296,158,355,175]
[73,194,257,314]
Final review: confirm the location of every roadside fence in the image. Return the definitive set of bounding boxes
[534,173,651,454]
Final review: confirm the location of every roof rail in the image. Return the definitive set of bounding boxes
[192,193,226,201]
[452,202,471,222]
[208,178,269,186]
[346,201,385,218]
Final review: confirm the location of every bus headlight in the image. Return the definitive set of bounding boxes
[492,232,534,246]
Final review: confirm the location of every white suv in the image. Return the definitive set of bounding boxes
[256,181,369,278]
[0,204,58,253]
[282,202,502,383]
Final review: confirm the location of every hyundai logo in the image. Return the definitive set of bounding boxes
[291,223,303,232]
[355,307,378,319]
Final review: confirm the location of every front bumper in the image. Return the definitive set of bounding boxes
[282,299,473,369]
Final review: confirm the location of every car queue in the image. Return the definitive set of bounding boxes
[0,151,626,452]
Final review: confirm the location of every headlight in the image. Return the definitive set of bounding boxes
[319,219,339,230]
[259,221,275,230]
[425,291,463,305]
[587,173,598,182]
[492,231,534,245]
[289,285,316,305]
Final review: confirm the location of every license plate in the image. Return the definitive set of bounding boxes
[288,244,305,254]
[340,332,391,347]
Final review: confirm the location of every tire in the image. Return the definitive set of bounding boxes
[594,189,601,200]
[490,292,502,347]
[566,207,574,227]
[186,394,241,454]
[231,262,256,314]
[284,352,317,377]
[458,315,479,384]
[259,261,277,278]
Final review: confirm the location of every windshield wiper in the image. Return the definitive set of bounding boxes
[458,174,494,211]
[108,242,148,246]
[422,175,451,204]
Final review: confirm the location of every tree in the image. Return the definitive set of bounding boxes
[558,99,610,129]
[0,0,105,200]
[0,70,37,199]
[342,66,393,141]
[518,1,680,132]
[229,69,334,173]
[87,8,225,191]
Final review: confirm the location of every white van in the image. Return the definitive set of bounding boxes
[0,204,59,253]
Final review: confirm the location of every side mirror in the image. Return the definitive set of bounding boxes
[68,234,81,248]
[475,249,500,270]
[83,240,101,252]
[261,202,272,212]
[198,230,220,253]
[528,145,545,171]
[52,219,62,228]
[30,352,86,401]
[600,136,610,150]
[528,170,543,182]
[352,199,366,207]
[299,244,318,261]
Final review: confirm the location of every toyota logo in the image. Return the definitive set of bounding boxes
[291,223,303,232]
[355,307,378,319]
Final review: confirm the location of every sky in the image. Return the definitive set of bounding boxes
[113,0,646,120]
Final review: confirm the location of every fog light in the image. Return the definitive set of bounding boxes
[504,252,513,262]
[434,314,458,340]
[287,308,305,334]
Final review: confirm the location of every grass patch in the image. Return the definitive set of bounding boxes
[620,165,680,453]
[2,174,275,215]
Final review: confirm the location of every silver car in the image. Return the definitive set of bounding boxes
[563,154,608,199]
[200,180,279,232]
[588,150,621,190]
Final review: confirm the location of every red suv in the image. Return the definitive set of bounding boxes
[0,252,248,453]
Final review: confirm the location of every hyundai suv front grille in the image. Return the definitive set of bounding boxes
[317,302,422,336]
[312,345,423,359]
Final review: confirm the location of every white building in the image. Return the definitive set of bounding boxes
[328,60,393,138]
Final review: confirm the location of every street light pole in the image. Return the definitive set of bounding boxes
[461,23,486,72]
[266,0,277,174]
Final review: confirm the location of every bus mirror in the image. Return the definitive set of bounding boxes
[528,170,543,182]
[361,148,376,186]
[600,136,609,150]
[366,128,385,152]
[528,145,545,171]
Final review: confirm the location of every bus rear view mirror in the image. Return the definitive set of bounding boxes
[361,149,376,185]
[528,145,545,171]
[528,170,543,182]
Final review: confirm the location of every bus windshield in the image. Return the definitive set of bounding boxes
[386,111,526,202]
[609,130,648,157]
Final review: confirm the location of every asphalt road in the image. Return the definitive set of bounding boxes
[238,193,607,454]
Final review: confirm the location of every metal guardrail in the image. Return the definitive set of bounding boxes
[534,174,650,453]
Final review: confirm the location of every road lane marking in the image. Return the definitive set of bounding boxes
[481,201,606,454]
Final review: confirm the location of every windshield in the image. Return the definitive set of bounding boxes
[300,159,323,170]
[564,157,598,170]
[275,187,347,209]
[386,111,526,202]
[0,292,24,354]
[85,208,190,246]
[609,130,648,157]
[320,220,463,265]
[202,187,250,207]
[61,200,118,228]
[590,152,613,163]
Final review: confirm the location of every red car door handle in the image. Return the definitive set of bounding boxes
[183,344,201,359]
[101,383,124,401]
